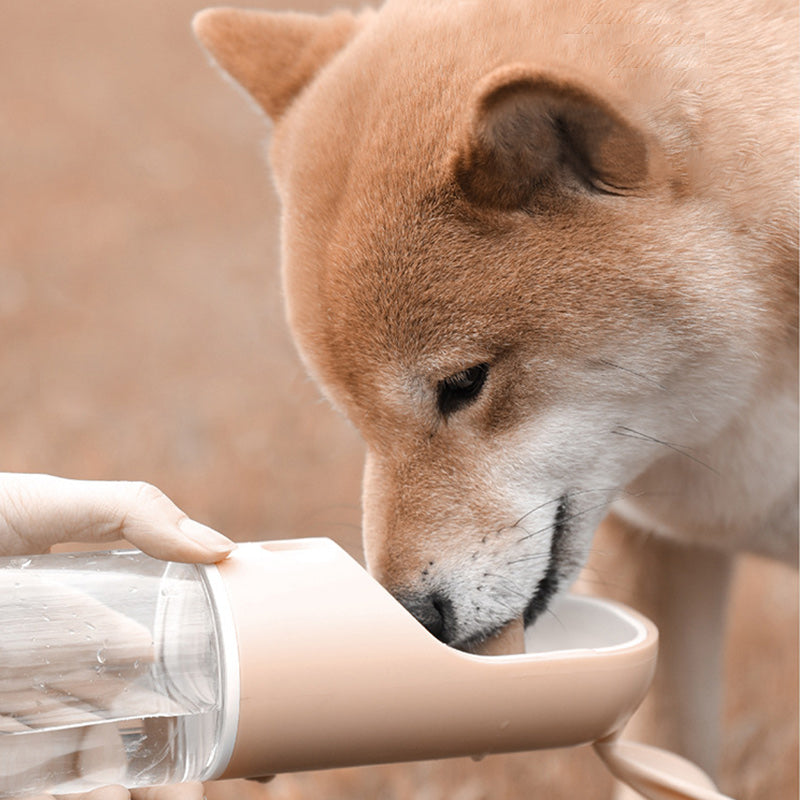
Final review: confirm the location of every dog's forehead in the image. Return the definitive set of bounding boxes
[268,2,490,215]
[282,191,503,406]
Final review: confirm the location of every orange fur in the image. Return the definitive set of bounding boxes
[194,0,798,786]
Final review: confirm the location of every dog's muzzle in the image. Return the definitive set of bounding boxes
[396,590,456,642]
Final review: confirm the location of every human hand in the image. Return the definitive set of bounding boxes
[0,473,235,800]
[0,473,235,562]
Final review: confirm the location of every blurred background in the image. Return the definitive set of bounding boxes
[1,2,796,798]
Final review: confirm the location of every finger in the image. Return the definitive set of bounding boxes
[203,779,275,800]
[1,709,90,789]
[0,474,235,562]
[56,786,130,800]
[0,571,154,685]
[0,714,61,784]
[130,781,205,800]
[0,695,127,788]
[12,795,55,800]
[0,713,29,732]
[0,688,108,729]
[103,482,234,563]
[76,724,127,791]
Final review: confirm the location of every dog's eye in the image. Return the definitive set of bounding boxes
[437,363,489,416]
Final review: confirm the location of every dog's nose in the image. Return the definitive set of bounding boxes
[396,590,455,642]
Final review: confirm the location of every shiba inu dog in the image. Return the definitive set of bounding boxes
[193,0,798,785]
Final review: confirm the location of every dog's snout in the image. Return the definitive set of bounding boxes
[397,590,455,642]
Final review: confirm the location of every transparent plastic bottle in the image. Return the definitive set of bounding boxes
[1,539,718,800]
[0,550,235,797]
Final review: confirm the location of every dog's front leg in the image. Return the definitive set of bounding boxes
[593,515,734,798]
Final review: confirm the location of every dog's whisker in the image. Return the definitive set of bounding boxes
[509,495,566,529]
[515,499,615,544]
[576,562,632,588]
[611,425,721,476]
[491,596,521,615]
[481,572,529,600]
[505,552,552,566]
[508,486,623,530]
[593,358,669,391]
[541,606,569,634]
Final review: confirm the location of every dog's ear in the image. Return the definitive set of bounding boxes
[192,7,363,120]
[454,64,653,208]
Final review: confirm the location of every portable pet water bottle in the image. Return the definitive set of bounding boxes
[0,539,732,800]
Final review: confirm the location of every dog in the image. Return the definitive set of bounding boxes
[193,0,798,789]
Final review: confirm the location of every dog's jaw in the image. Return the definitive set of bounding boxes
[358,404,632,649]
[364,481,598,649]
[522,494,569,628]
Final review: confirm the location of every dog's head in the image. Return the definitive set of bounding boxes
[195,5,765,649]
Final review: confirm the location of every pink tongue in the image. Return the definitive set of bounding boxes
[470,617,526,656]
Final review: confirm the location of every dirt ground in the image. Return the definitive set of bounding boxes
[1,2,796,798]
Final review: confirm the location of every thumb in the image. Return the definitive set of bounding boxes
[130,781,205,800]
[0,474,235,563]
[55,786,130,800]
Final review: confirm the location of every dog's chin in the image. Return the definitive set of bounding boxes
[454,492,577,653]
[455,568,571,654]
[461,616,527,656]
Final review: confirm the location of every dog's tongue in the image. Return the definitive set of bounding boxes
[472,617,526,656]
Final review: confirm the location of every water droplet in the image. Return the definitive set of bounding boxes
[85,620,97,630]
[96,649,107,664]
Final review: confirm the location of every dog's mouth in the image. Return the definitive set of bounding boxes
[457,494,570,652]
[523,494,569,627]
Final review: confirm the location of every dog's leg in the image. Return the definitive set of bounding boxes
[590,515,734,798]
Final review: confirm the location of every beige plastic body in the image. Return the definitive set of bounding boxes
[213,538,658,779]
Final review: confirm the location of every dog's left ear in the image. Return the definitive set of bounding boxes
[192,7,365,120]
[454,64,654,208]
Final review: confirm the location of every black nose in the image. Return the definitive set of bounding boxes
[397,591,455,642]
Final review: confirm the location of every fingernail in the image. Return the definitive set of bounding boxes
[178,518,236,555]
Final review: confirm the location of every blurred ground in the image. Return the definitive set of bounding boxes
[1,2,796,798]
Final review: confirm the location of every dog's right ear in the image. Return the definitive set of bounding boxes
[454,64,655,208]
[192,7,364,120]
